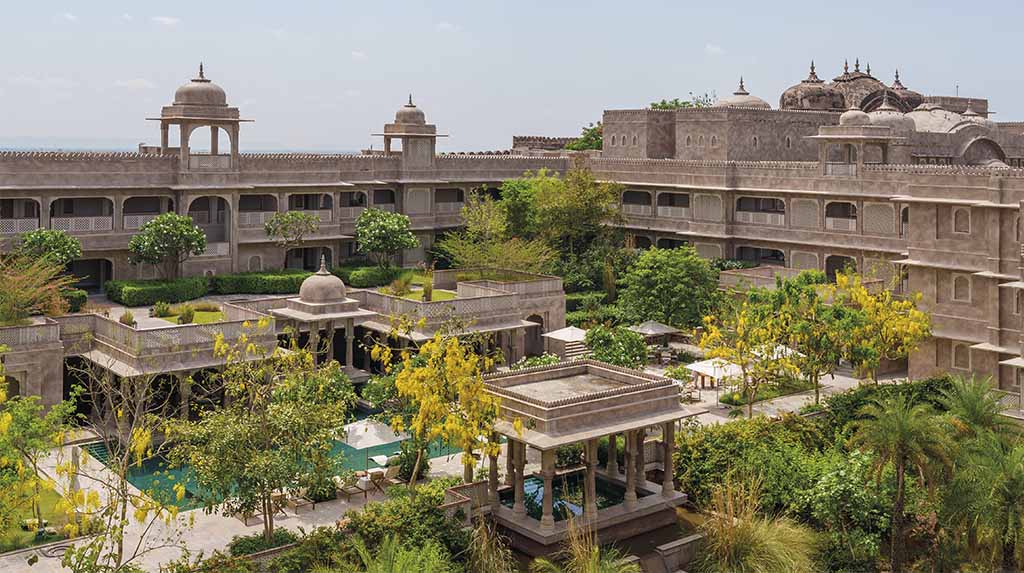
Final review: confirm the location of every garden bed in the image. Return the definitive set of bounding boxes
[0,483,69,553]
[718,377,815,406]
[155,310,224,325]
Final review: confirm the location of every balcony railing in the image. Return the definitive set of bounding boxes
[656,206,690,219]
[188,211,226,225]
[825,163,858,177]
[0,218,39,234]
[372,203,396,212]
[238,211,277,228]
[51,216,113,233]
[435,202,464,214]
[289,208,333,222]
[123,213,160,230]
[0,320,60,348]
[735,211,785,226]
[188,154,232,171]
[622,203,653,217]
[199,242,230,257]
[825,217,857,231]
[339,206,366,220]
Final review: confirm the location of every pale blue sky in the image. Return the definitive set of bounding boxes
[0,1,1018,151]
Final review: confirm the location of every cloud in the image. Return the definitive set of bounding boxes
[704,43,724,56]
[151,16,180,26]
[8,76,75,89]
[350,50,368,61]
[113,78,156,90]
[61,12,77,21]
[436,21,461,32]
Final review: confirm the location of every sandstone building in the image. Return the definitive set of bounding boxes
[2,61,1023,394]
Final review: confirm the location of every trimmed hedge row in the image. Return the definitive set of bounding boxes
[330,265,407,288]
[209,270,312,295]
[565,290,607,312]
[62,289,88,312]
[105,277,209,307]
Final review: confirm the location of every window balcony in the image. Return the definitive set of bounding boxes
[0,218,39,234]
[825,217,857,232]
[622,204,653,217]
[435,202,464,214]
[656,206,690,219]
[735,211,785,226]
[123,213,161,230]
[51,216,113,233]
[373,204,396,213]
[825,163,858,177]
[238,211,277,228]
[339,206,366,220]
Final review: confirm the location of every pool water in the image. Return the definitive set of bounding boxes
[499,472,650,522]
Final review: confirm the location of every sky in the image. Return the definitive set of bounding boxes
[0,0,1020,152]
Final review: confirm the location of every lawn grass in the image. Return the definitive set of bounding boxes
[719,376,814,406]
[156,311,224,325]
[0,482,69,553]
[400,289,456,302]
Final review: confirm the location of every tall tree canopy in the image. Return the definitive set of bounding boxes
[355,208,420,269]
[618,246,720,328]
[127,212,206,279]
[16,229,82,268]
[564,122,603,151]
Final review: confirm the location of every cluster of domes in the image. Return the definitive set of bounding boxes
[173,64,228,107]
[779,60,922,112]
[713,78,771,109]
[779,61,845,111]
[868,95,916,135]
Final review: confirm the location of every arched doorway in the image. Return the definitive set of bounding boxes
[525,314,545,357]
[825,255,857,281]
[5,374,20,399]
[187,196,230,242]
[286,246,332,272]
[70,258,113,293]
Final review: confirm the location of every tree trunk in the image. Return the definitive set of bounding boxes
[813,374,820,404]
[31,460,42,528]
[463,449,474,484]
[1000,538,1016,573]
[891,461,906,573]
[746,382,756,419]
[408,447,425,488]
[263,493,275,542]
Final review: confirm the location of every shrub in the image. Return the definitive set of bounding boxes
[208,269,311,295]
[104,277,208,306]
[565,290,606,312]
[397,439,429,482]
[227,528,299,556]
[118,310,136,327]
[342,266,407,288]
[711,258,758,271]
[191,301,221,313]
[566,305,625,328]
[584,324,647,369]
[509,353,562,370]
[265,527,350,573]
[555,443,584,468]
[61,288,88,313]
[151,301,172,318]
[177,305,195,324]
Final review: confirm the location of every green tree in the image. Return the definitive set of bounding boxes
[436,190,554,273]
[649,92,715,110]
[264,210,320,251]
[850,394,951,572]
[16,229,82,268]
[564,122,603,151]
[168,327,353,542]
[0,396,72,529]
[497,175,539,238]
[355,208,419,269]
[534,162,622,256]
[339,537,458,573]
[127,212,207,279]
[618,246,720,328]
[938,375,1017,440]
[529,518,641,573]
[583,325,647,370]
[0,253,75,325]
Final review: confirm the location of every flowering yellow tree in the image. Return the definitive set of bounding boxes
[390,333,508,485]
[832,271,931,382]
[700,298,797,418]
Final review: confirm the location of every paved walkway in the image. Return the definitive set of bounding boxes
[0,367,893,572]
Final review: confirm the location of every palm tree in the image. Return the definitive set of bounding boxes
[945,435,1024,572]
[529,517,641,573]
[850,394,951,572]
[694,478,818,573]
[938,375,1016,440]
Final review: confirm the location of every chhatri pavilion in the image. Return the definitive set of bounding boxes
[481,360,705,555]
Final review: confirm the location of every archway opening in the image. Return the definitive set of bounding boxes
[286,246,332,272]
[825,255,856,281]
[0,198,40,234]
[70,259,113,293]
[525,314,545,357]
[187,196,230,242]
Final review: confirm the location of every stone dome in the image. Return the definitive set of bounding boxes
[869,96,915,134]
[839,106,871,126]
[714,78,771,110]
[780,62,846,111]
[829,59,886,109]
[890,69,924,111]
[906,103,965,133]
[298,257,347,303]
[173,64,227,107]
[395,95,426,125]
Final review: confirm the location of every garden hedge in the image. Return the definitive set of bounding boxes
[104,277,209,307]
[331,265,407,288]
[209,269,311,295]
[565,290,606,312]
[62,288,88,312]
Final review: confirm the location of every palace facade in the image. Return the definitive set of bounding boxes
[2,61,1024,394]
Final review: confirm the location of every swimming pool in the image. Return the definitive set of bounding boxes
[498,471,650,522]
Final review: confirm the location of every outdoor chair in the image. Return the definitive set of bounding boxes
[384,464,404,487]
[286,488,316,513]
[334,474,368,502]
[370,465,402,493]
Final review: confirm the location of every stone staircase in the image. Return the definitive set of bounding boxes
[564,341,590,361]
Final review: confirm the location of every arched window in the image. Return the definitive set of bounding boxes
[752,136,759,148]
[1016,216,1020,242]
[785,136,792,149]
[632,135,638,146]
[953,207,971,234]
[685,135,692,147]
[953,343,970,370]
[698,135,705,147]
[1016,291,1022,315]
[711,136,718,147]
[248,255,262,272]
[952,274,971,302]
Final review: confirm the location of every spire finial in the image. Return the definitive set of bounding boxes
[408,93,413,106]
[895,68,900,81]
[810,60,816,74]
[892,68,906,90]
[844,59,849,73]
[806,60,821,82]
[735,76,748,95]
[318,254,328,274]
[854,58,860,72]
[866,61,871,75]
[199,62,205,79]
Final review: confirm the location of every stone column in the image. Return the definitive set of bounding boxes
[488,448,499,506]
[345,318,355,368]
[160,123,169,153]
[540,448,555,531]
[513,441,526,517]
[662,421,675,496]
[606,433,618,477]
[325,320,336,363]
[505,439,515,486]
[635,428,646,485]
[309,322,321,364]
[210,126,219,155]
[624,431,637,510]
[584,439,598,522]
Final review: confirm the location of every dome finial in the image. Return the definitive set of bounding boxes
[892,68,906,90]
[805,60,821,82]
[317,254,329,275]
[407,93,414,106]
[854,58,860,72]
[735,76,748,95]
[199,62,205,79]
[866,61,871,75]
[844,59,849,74]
